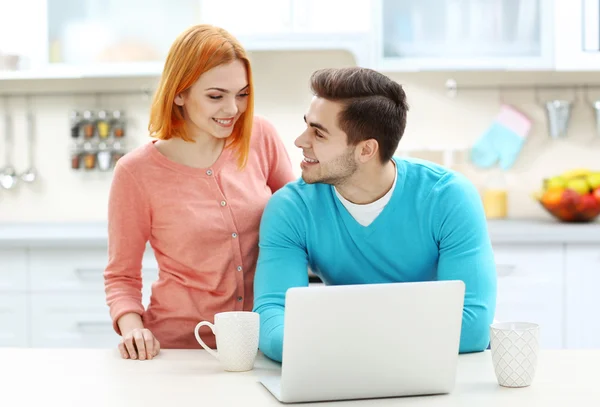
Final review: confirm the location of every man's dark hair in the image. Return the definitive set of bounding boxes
[309,67,409,163]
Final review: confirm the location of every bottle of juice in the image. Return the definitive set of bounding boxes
[482,171,508,219]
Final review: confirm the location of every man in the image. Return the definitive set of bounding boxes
[253,67,497,363]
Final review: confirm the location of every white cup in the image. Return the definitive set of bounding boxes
[194,311,260,372]
[490,322,540,387]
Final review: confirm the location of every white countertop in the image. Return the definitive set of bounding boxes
[2,349,598,406]
[0,219,599,247]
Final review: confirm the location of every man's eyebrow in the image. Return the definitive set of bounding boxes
[205,85,249,92]
[303,115,329,134]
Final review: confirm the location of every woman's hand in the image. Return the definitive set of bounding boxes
[117,312,160,360]
[119,328,160,360]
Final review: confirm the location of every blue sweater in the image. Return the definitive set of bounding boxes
[253,157,497,363]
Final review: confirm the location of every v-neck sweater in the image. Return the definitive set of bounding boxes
[253,156,497,362]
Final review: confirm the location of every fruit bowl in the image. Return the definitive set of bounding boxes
[534,169,600,223]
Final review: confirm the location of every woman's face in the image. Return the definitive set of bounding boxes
[175,59,249,141]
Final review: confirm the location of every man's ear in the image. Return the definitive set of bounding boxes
[356,139,379,163]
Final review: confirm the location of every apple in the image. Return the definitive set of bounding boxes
[576,194,600,213]
[594,187,600,203]
[560,189,581,210]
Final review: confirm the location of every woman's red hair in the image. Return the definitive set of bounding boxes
[148,24,254,169]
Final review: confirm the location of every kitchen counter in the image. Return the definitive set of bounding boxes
[2,348,598,406]
[0,219,599,247]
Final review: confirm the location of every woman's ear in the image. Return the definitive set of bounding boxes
[174,93,184,106]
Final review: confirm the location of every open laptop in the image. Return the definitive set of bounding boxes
[259,280,465,403]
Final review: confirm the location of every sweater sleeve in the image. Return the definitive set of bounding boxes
[252,187,309,362]
[432,173,497,353]
[104,161,151,335]
[258,116,296,193]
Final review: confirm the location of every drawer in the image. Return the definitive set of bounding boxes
[0,248,27,292]
[0,293,28,347]
[31,293,120,348]
[492,243,564,349]
[565,244,600,349]
[30,247,159,292]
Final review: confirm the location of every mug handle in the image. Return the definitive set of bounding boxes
[194,321,219,360]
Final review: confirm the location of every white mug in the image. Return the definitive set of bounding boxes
[490,321,540,388]
[194,311,260,372]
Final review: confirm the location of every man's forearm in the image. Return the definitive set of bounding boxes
[254,302,285,362]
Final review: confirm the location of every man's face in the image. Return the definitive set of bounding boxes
[294,97,358,185]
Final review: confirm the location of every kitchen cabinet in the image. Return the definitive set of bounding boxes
[0,294,28,347]
[199,0,371,36]
[1,0,599,78]
[0,249,28,347]
[565,244,600,349]
[0,0,373,80]
[197,0,373,66]
[553,0,600,71]
[492,243,565,349]
[1,221,600,350]
[376,0,554,71]
[0,245,157,348]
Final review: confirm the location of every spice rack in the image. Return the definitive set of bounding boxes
[70,109,127,171]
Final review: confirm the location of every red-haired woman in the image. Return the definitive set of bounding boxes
[103,24,295,360]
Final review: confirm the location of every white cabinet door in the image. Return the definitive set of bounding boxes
[0,294,28,347]
[29,247,158,293]
[492,243,564,349]
[375,0,554,71]
[565,244,600,349]
[31,293,119,348]
[199,0,294,36]
[0,248,28,292]
[0,0,46,71]
[553,0,600,70]
[198,0,371,36]
[197,0,372,65]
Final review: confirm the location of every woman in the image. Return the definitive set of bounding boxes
[104,24,295,361]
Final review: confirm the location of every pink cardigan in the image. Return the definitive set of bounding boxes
[104,116,295,349]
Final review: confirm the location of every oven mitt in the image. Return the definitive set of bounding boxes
[470,105,532,170]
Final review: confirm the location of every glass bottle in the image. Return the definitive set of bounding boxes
[482,171,508,219]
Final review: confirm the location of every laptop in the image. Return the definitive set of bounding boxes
[259,280,465,403]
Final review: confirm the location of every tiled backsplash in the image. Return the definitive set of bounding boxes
[1,50,599,222]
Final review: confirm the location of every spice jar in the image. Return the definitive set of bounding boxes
[111,110,126,138]
[70,110,81,139]
[97,142,112,171]
[82,142,97,170]
[96,110,110,140]
[82,110,95,139]
[70,145,82,170]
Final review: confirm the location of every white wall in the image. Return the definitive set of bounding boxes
[1,49,599,223]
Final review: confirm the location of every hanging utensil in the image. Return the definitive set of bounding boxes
[0,108,18,190]
[20,108,37,183]
[544,100,573,139]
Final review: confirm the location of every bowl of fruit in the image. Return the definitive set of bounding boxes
[534,169,600,223]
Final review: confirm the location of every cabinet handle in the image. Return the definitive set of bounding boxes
[75,268,159,280]
[74,268,104,280]
[496,264,516,277]
[76,321,113,332]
